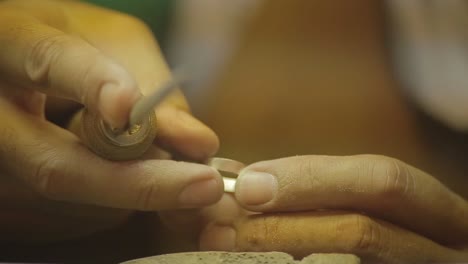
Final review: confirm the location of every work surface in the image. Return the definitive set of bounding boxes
[122,252,360,264]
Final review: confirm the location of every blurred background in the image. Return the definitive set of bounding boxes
[168,0,468,197]
[82,0,468,196]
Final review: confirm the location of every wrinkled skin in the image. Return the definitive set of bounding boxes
[161,155,468,263]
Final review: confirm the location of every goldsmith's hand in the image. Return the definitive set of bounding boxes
[0,0,222,242]
[163,155,468,263]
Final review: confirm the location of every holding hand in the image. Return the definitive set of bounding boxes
[163,155,468,263]
[0,0,222,241]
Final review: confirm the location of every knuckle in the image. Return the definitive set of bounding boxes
[361,155,415,201]
[241,217,277,251]
[347,214,382,255]
[78,54,101,105]
[378,157,415,200]
[295,157,320,190]
[135,178,161,211]
[30,148,64,199]
[25,33,68,85]
[26,143,66,200]
[281,156,317,192]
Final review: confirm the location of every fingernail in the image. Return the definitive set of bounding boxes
[99,82,139,129]
[99,83,124,128]
[236,171,277,206]
[179,178,221,207]
[199,225,236,251]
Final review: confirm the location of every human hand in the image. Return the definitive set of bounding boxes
[0,0,223,242]
[163,155,468,263]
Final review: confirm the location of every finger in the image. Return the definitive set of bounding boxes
[0,99,223,210]
[234,155,468,244]
[0,81,46,118]
[56,0,179,100]
[159,194,243,235]
[62,2,220,160]
[155,106,220,161]
[200,211,468,263]
[140,145,172,161]
[0,6,140,129]
[157,193,245,252]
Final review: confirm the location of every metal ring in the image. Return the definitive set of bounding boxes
[207,158,245,193]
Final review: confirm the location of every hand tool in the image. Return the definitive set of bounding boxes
[67,73,245,193]
[67,72,184,161]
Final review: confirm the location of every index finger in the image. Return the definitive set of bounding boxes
[0,2,140,129]
[234,155,468,244]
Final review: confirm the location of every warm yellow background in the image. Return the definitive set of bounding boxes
[193,0,468,197]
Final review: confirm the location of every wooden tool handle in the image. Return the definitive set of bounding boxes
[67,108,157,161]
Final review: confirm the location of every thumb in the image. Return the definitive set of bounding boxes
[0,11,140,128]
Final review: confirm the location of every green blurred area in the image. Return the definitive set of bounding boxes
[81,0,173,49]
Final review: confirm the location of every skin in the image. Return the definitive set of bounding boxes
[161,155,468,263]
[0,1,467,263]
[0,0,223,242]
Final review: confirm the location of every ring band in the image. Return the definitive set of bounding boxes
[207,158,245,193]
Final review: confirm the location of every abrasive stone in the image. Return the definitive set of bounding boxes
[121,252,360,264]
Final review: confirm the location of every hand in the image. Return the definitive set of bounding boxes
[0,0,223,242]
[163,155,468,263]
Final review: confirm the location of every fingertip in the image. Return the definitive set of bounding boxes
[173,109,220,159]
[178,168,225,208]
[98,81,141,128]
[77,57,141,129]
[199,224,236,251]
[233,160,283,211]
[156,107,220,161]
[234,170,278,210]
